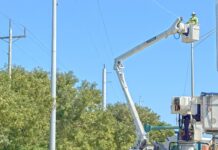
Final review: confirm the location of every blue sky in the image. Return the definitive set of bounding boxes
[0,0,217,125]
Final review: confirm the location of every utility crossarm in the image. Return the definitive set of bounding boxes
[114,18,188,150]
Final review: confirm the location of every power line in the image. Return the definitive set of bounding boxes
[0,10,69,71]
[86,30,105,65]
[26,28,50,54]
[151,0,178,18]
[0,40,8,54]
[96,0,114,58]
[181,28,215,95]
[13,42,44,66]
[95,1,123,102]
[0,10,11,20]
[195,28,215,48]
[19,27,70,71]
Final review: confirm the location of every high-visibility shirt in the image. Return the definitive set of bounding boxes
[187,16,199,25]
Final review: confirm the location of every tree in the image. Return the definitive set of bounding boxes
[0,67,51,149]
[107,103,174,149]
[56,78,118,150]
[0,67,174,149]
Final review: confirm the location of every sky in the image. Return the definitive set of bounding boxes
[0,0,217,125]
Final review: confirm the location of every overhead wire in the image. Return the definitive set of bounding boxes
[74,1,106,67]
[95,0,123,102]
[94,1,216,106]
[195,28,215,48]
[58,0,109,71]
[182,28,215,95]
[75,0,105,66]
[0,6,118,103]
[65,0,115,102]
[0,10,11,20]
[94,0,123,103]
[1,47,8,54]
[14,22,52,57]
[17,24,70,70]
[96,0,114,58]
[0,9,71,71]
[0,11,43,66]
[151,0,215,103]
[13,42,45,67]
[71,1,121,103]
[86,29,105,65]
[151,0,178,18]
[27,30,71,71]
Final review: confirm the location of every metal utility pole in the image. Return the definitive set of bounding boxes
[216,0,218,71]
[102,64,107,110]
[191,42,195,97]
[0,19,26,79]
[49,0,57,149]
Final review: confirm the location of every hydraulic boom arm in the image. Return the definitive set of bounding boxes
[115,18,183,63]
[114,18,187,150]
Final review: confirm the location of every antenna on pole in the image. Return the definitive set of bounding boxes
[49,0,57,149]
[102,64,107,111]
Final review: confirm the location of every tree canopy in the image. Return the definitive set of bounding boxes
[0,67,173,150]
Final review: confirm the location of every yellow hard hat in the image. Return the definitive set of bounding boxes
[192,12,196,16]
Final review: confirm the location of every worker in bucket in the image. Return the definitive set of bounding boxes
[187,12,199,25]
[183,12,199,36]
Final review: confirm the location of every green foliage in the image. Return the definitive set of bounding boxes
[0,67,51,150]
[107,103,174,149]
[0,67,173,150]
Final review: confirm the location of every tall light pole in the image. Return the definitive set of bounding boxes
[191,42,194,97]
[216,0,218,71]
[49,0,57,149]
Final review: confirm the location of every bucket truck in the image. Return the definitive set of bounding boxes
[114,17,199,150]
[171,93,218,150]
